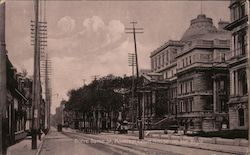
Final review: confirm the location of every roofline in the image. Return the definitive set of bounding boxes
[150,40,186,57]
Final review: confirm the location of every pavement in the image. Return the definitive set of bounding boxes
[126,130,248,154]
[7,134,45,155]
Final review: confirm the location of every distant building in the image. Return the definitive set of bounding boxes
[141,14,231,131]
[224,0,248,130]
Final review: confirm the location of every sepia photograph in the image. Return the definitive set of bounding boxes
[0,0,249,154]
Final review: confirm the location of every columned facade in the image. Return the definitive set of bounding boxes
[142,14,231,131]
[225,0,248,130]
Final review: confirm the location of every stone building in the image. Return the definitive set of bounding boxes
[224,0,248,130]
[141,14,231,131]
[176,14,231,131]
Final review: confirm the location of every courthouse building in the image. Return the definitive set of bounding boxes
[141,14,231,131]
[224,0,248,130]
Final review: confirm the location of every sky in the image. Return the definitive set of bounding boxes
[5,0,230,114]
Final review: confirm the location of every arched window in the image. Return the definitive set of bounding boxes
[239,69,247,95]
[238,108,245,126]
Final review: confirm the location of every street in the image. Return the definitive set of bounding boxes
[1,1,250,155]
[39,128,237,155]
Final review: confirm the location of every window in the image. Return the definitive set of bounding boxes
[240,4,246,18]
[151,59,154,70]
[165,53,168,65]
[219,80,225,90]
[180,83,183,94]
[185,82,188,93]
[221,53,225,62]
[162,54,164,65]
[158,56,161,66]
[234,6,239,21]
[234,71,237,95]
[238,32,247,56]
[189,56,192,64]
[182,59,184,67]
[180,101,183,112]
[190,81,193,92]
[189,99,193,112]
[238,69,248,95]
[231,3,246,22]
[166,52,169,62]
[184,100,188,112]
[154,58,156,69]
[238,108,245,126]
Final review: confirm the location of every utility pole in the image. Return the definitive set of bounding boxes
[41,54,51,132]
[31,0,40,149]
[39,0,48,133]
[125,21,144,139]
[0,1,7,154]
[31,0,48,143]
[128,53,136,133]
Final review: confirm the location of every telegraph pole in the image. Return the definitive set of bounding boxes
[128,53,136,133]
[125,22,144,139]
[31,0,40,149]
[41,54,51,132]
[0,0,7,154]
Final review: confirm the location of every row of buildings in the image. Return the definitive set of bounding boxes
[0,1,50,149]
[4,54,48,146]
[140,0,248,131]
[61,0,248,133]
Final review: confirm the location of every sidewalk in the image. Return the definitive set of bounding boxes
[145,136,248,155]
[7,134,45,155]
[127,131,248,155]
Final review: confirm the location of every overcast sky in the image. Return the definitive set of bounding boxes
[5,0,230,114]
